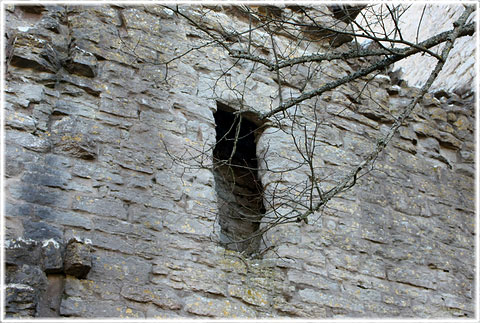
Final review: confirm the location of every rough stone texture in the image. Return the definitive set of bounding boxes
[64,239,92,279]
[37,274,66,317]
[50,116,98,160]
[5,284,38,318]
[3,4,475,319]
[357,4,476,94]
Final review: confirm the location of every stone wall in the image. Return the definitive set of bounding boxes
[358,4,476,94]
[3,4,475,319]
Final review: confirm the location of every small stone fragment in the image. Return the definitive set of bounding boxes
[50,116,97,160]
[5,238,41,267]
[41,239,64,274]
[64,238,92,279]
[5,284,37,317]
[64,47,98,78]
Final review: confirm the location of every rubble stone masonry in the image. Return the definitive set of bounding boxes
[3,4,475,319]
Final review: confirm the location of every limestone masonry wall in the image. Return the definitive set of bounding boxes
[3,4,475,319]
[376,4,476,94]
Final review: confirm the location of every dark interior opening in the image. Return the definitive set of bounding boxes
[213,103,265,255]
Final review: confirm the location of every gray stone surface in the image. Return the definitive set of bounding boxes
[5,284,38,318]
[3,4,475,320]
[64,239,92,279]
[42,239,64,273]
[50,116,98,160]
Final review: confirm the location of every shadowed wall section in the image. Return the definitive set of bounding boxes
[213,104,265,254]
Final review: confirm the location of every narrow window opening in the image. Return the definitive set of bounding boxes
[213,103,265,255]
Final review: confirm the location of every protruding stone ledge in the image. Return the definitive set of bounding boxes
[64,238,92,279]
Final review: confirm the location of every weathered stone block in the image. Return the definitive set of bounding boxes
[53,99,96,118]
[100,146,154,174]
[23,220,64,242]
[9,182,69,208]
[185,295,256,317]
[6,264,48,294]
[6,130,50,153]
[5,83,45,105]
[5,108,37,132]
[51,116,97,160]
[35,205,93,230]
[60,298,145,318]
[399,126,417,142]
[5,283,38,318]
[72,196,127,220]
[64,239,92,279]
[88,251,152,283]
[129,204,163,232]
[41,239,64,273]
[145,305,183,319]
[5,238,41,266]
[228,285,269,307]
[4,144,41,178]
[437,131,462,149]
[121,285,182,310]
[21,164,72,189]
[387,263,437,290]
[99,96,139,118]
[5,202,34,218]
[64,47,98,77]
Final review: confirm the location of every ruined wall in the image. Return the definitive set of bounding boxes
[3,4,475,319]
[358,4,476,95]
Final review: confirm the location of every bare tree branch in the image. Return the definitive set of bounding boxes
[260,20,474,119]
[295,5,475,223]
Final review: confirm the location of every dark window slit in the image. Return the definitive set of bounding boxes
[213,103,265,255]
